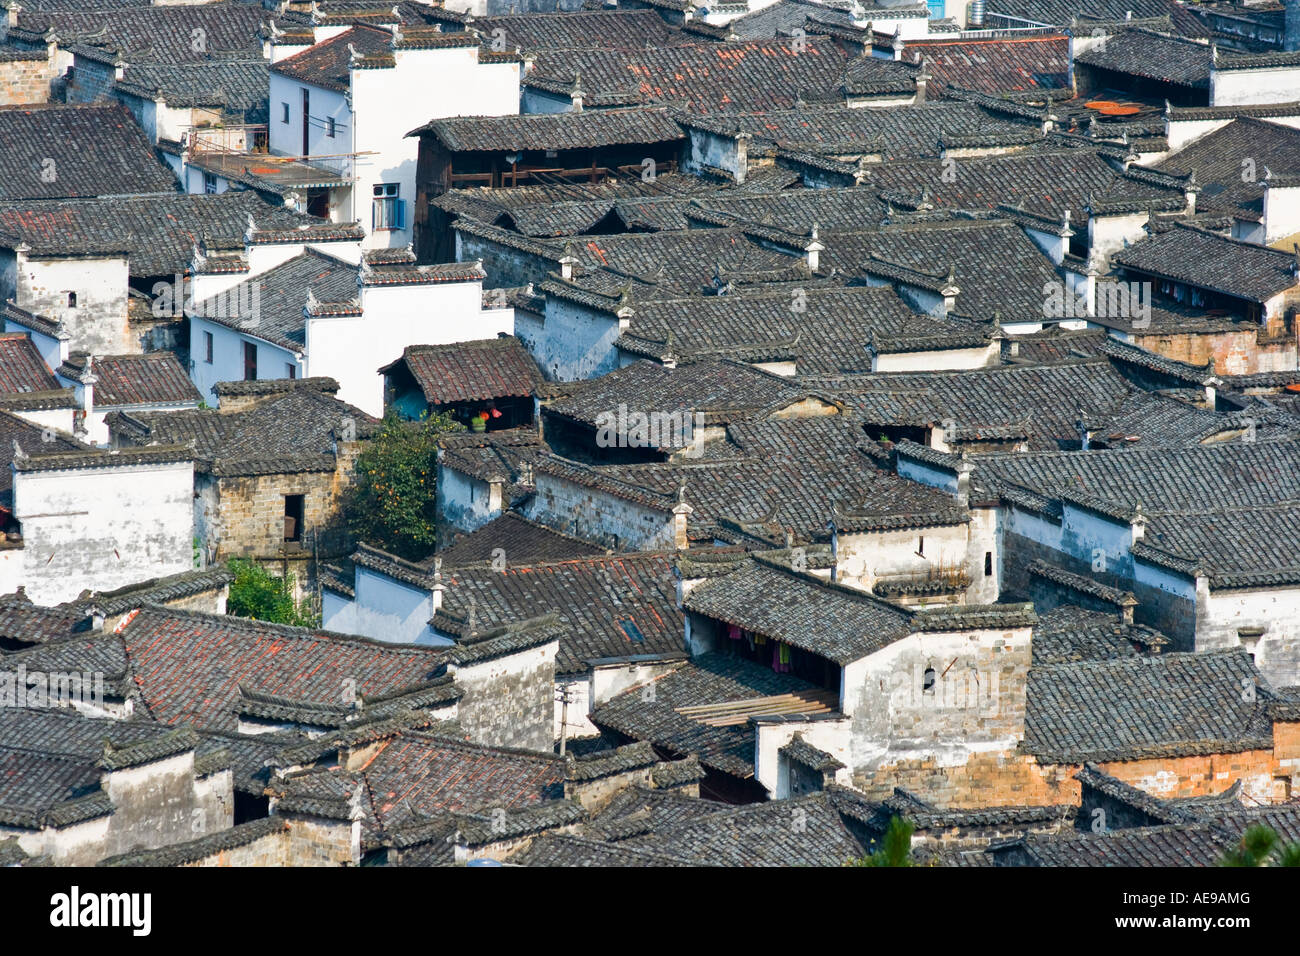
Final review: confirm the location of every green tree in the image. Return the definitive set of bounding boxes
[343,409,460,560]
[1220,825,1300,867]
[227,559,319,627]
[849,815,916,867]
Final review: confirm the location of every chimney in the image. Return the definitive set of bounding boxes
[672,480,693,550]
[955,456,972,507]
[79,354,96,439]
[559,253,578,280]
[1204,357,1217,407]
[734,132,750,184]
[486,474,505,514]
[914,61,930,104]
[1118,594,1137,626]
[1130,502,1147,547]
[570,71,584,113]
[892,28,904,60]
[940,266,959,315]
[804,224,825,272]
[430,557,444,615]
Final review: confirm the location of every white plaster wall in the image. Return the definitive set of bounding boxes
[305,278,508,416]
[1211,67,1300,107]
[336,565,446,646]
[10,460,194,604]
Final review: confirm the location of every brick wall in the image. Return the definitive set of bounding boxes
[0,54,53,105]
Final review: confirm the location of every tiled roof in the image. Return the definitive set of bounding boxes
[985,0,1203,31]
[58,352,200,408]
[0,191,324,278]
[411,106,685,152]
[584,784,720,839]
[1022,649,1276,763]
[189,249,358,351]
[15,3,281,64]
[902,35,1069,95]
[436,512,604,567]
[684,554,913,664]
[524,38,858,112]
[591,652,829,778]
[119,605,453,734]
[67,567,233,617]
[116,59,270,112]
[0,103,175,200]
[1074,28,1212,88]
[0,408,86,499]
[109,382,376,476]
[546,359,828,432]
[1113,222,1299,303]
[433,551,684,676]
[510,832,695,866]
[274,730,566,841]
[381,337,546,406]
[270,24,392,92]
[1157,117,1300,223]
[832,357,1134,450]
[819,219,1066,322]
[995,823,1233,866]
[606,286,985,374]
[620,792,868,865]
[471,9,681,51]
[860,146,1183,224]
[0,706,200,831]
[1031,604,1168,665]
[0,333,59,394]
[679,102,1038,160]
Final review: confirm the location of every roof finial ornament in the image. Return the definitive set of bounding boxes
[12,439,25,461]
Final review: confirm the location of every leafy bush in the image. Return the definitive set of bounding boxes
[227,559,318,627]
[344,410,460,560]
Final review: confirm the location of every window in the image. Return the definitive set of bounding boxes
[243,341,257,380]
[984,551,993,577]
[372,183,404,230]
[66,292,77,308]
[204,331,214,364]
[917,535,925,556]
[281,102,290,124]
[326,117,336,138]
[286,363,296,379]
[923,667,936,694]
[284,494,304,543]
[203,172,218,194]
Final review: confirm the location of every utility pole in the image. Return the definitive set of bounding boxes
[555,686,573,756]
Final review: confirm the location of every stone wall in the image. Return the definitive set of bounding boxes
[0,51,53,105]
[453,641,557,752]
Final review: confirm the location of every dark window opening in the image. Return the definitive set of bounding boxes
[923,666,936,694]
[281,102,290,124]
[984,551,993,577]
[917,536,925,556]
[67,292,77,308]
[204,331,213,364]
[284,494,304,543]
[301,88,310,155]
[243,341,257,380]
[286,363,296,380]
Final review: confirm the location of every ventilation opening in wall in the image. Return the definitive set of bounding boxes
[984,551,993,577]
[284,494,304,544]
[923,666,936,694]
[67,292,77,308]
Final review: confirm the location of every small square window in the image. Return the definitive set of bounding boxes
[286,363,296,380]
[372,183,404,231]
